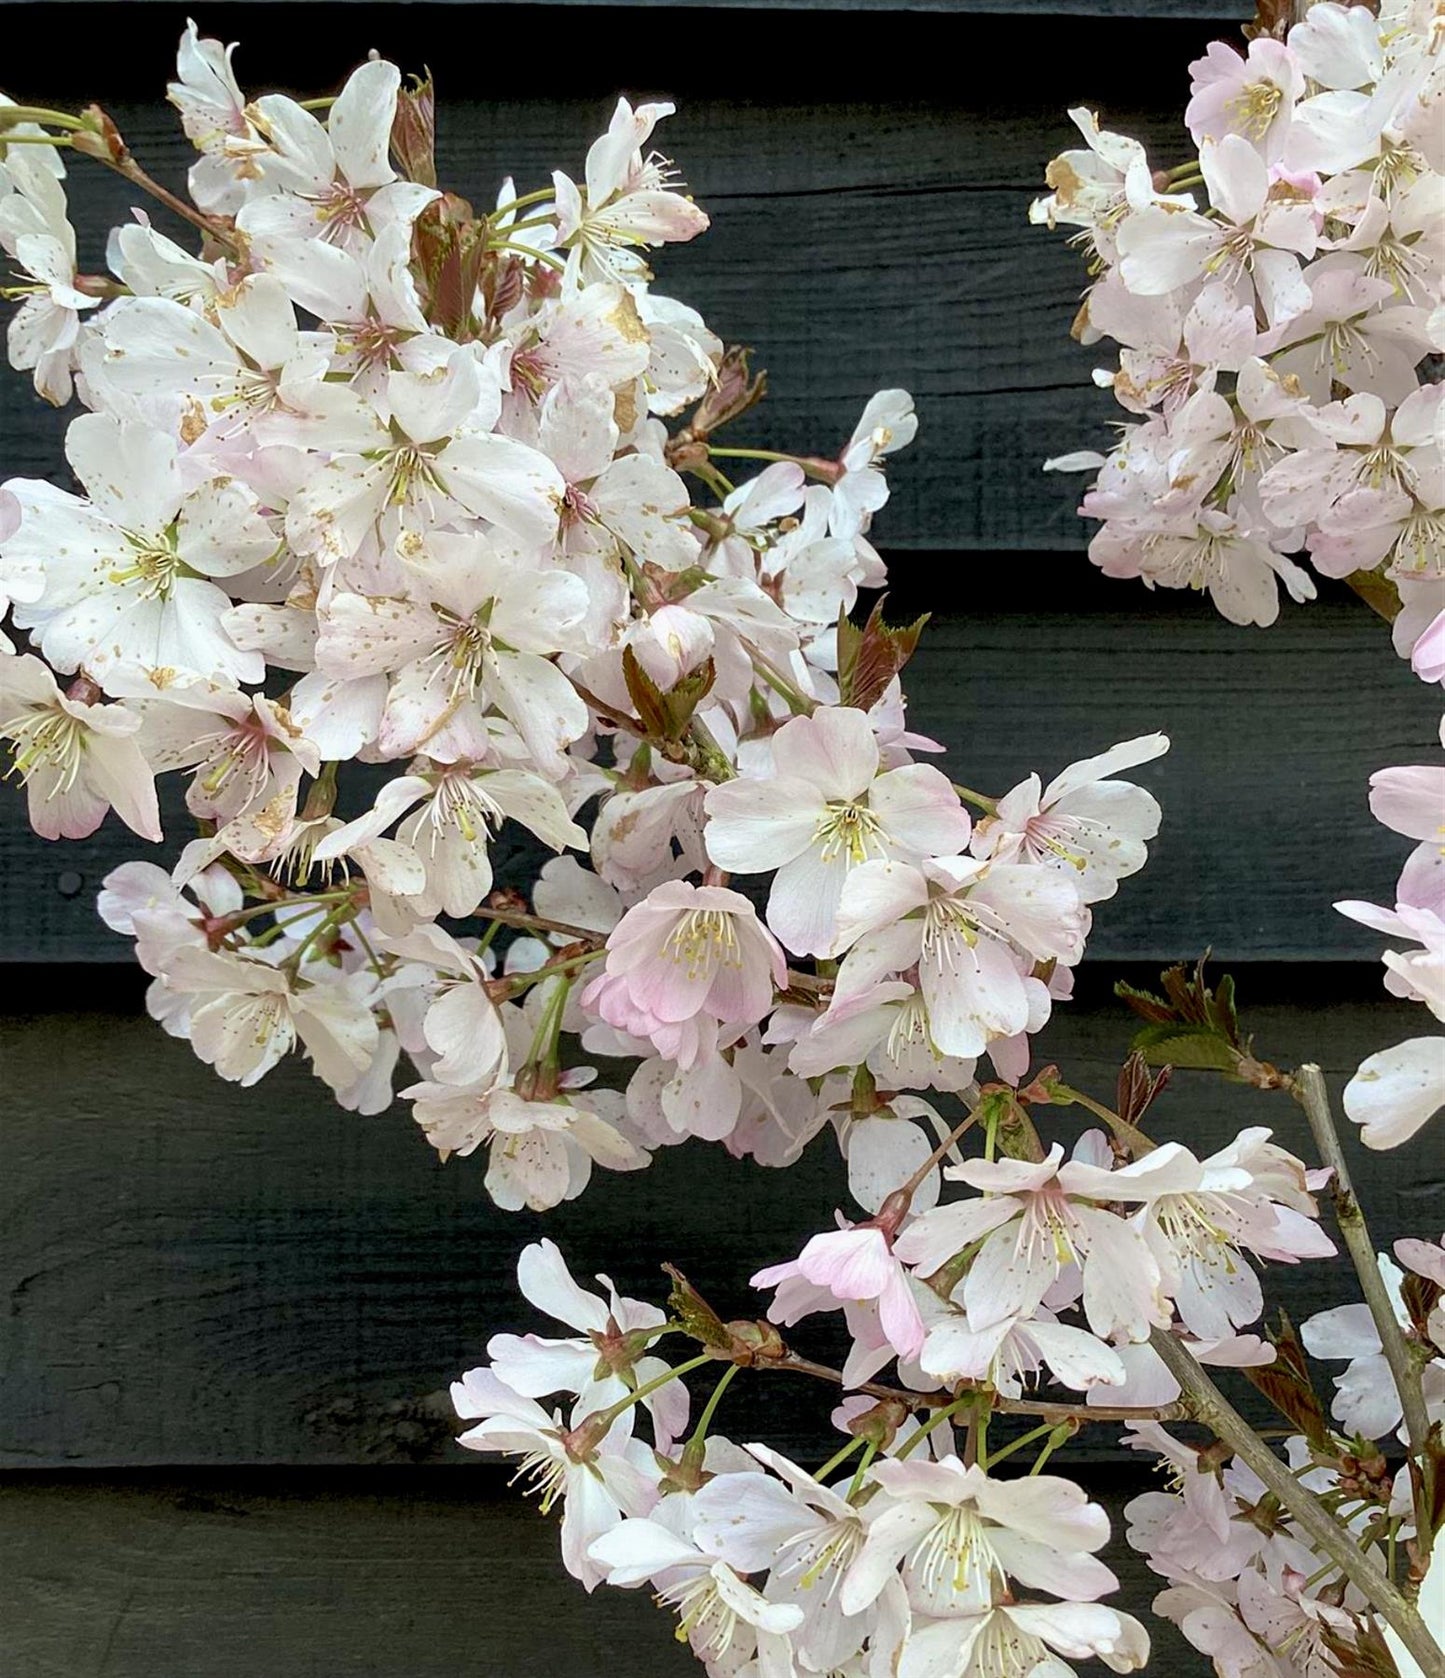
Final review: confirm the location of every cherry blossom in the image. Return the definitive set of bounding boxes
[0,655,160,840]
[3,24,1440,1673]
[703,705,969,957]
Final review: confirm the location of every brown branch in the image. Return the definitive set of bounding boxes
[768,1352,1186,1425]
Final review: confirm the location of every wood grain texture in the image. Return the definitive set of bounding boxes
[3,982,1439,1468]
[0,1469,1209,1678]
[2,13,1233,554]
[2,591,1435,963]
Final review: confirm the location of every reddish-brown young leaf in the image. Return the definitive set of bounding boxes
[837,598,929,715]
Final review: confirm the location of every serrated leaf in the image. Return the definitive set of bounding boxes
[663,1264,731,1352]
[1131,1021,1238,1072]
[1117,1050,1171,1130]
[621,644,672,738]
[1114,979,1177,1025]
[837,597,929,715]
[621,648,717,745]
[1208,971,1244,1050]
[1243,1314,1330,1448]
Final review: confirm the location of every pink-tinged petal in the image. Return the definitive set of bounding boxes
[839,1501,938,1617]
[952,1146,1066,1195]
[847,1113,939,1216]
[796,1227,892,1298]
[423,982,508,1087]
[516,1237,607,1333]
[1331,1351,1404,1439]
[703,774,821,871]
[988,1530,1117,1602]
[1007,1601,1139,1663]
[661,1057,742,1141]
[1025,1320,1128,1390]
[964,1220,1056,1330]
[870,764,971,858]
[919,1314,1012,1381]
[1369,766,1445,844]
[833,859,929,952]
[771,706,878,802]
[921,931,1030,1059]
[1077,1207,1164,1342]
[830,921,925,1009]
[586,1515,696,1587]
[486,1333,598,1398]
[875,1265,926,1359]
[766,842,853,960]
[25,770,110,841]
[449,1365,554,1426]
[893,1196,1021,1272]
[1042,733,1171,806]
[692,1472,812,1573]
[1344,1037,1445,1149]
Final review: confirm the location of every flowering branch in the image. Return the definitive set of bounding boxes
[1148,1328,1445,1678]
[1291,1062,1437,1549]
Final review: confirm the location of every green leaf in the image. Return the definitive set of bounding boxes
[1130,1021,1238,1072]
[621,649,717,745]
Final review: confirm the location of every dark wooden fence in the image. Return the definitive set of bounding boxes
[3,4,1439,1674]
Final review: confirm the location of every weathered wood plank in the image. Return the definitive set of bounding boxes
[2,983,1438,1467]
[0,1469,1208,1678]
[1,591,1435,963]
[3,19,1230,552]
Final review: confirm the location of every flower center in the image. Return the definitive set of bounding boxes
[775,1515,865,1596]
[814,800,886,866]
[662,908,740,978]
[661,1571,742,1660]
[909,1502,1004,1604]
[428,603,496,702]
[964,1611,1049,1678]
[1,705,86,792]
[508,1445,569,1514]
[1022,811,1089,873]
[1390,507,1445,580]
[1144,528,1232,594]
[426,772,505,847]
[387,442,443,507]
[312,178,370,239]
[1155,1192,1232,1263]
[1228,79,1284,141]
[886,993,936,1063]
[108,531,186,600]
[197,716,274,805]
[341,316,407,370]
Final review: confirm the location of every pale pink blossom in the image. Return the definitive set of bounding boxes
[894,1145,1166,1344]
[971,733,1168,903]
[581,880,786,1066]
[0,656,160,841]
[753,1221,925,1363]
[703,705,968,956]
[451,1366,659,1590]
[829,855,1087,1060]
[841,1456,1116,1619]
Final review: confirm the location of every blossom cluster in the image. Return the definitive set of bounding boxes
[3,19,1443,1678]
[453,1239,1156,1678]
[1136,1221,1445,1678]
[1033,0,1442,654]
[0,26,1169,1216]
